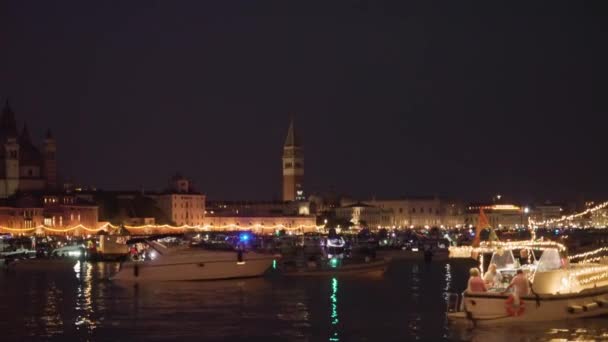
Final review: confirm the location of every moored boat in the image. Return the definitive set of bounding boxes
[111,236,276,282]
[447,241,608,325]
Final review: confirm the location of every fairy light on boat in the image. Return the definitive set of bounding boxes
[568,265,608,286]
[568,247,608,261]
[530,200,608,226]
[329,277,339,342]
[449,240,567,258]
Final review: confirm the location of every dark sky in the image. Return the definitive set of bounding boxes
[1,1,607,202]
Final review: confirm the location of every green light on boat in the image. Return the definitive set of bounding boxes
[272,259,277,270]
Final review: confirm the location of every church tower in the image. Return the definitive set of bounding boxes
[282,117,304,201]
[0,100,19,198]
[43,129,57,189]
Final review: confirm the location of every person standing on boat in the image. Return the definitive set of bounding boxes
[467,268,487,292]
[483,263,503,287]
[503,269,530,304]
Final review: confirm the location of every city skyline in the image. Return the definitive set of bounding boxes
[2,2,608,202]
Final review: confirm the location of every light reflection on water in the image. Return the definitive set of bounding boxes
[329,277,339,341]
[0,260,607,340]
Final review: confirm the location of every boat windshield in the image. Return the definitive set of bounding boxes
[489,249,516,270]
[536,248,567,272]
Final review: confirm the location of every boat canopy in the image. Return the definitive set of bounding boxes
[488,249,516,270]
[536,248,568,272]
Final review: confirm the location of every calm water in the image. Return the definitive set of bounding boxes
[1,260,607,341]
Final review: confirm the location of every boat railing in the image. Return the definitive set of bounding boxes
[446,292,461,313]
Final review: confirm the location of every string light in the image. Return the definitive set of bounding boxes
[530,200,608,226]
[568,264,608,286]
[0,222,326,235]
[449,240,567,258]
[568,247,608,262]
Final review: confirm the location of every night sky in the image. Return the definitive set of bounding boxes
[1,1,607,202]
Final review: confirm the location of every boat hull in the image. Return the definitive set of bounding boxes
[112,252,275,282]
[448,287,608,325]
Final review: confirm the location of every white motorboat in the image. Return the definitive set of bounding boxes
[0,247,36,259]
[112,238,276,282]
[447,241,608,325]
[51,244,87,258]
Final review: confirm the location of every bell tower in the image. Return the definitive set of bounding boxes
[282,117,304,201]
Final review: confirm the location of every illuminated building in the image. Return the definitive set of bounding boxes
[0,100,57,198]
[41,193,99,229]
[464,203,527,228]
[531,204,564,226]
[0,206,44,229]
[202,215,318,234]
[334,202,392,228]
[0,192,98,231]
[340,197,465,228]
[591,208,608,227]
[206,200,310,217]
[157,174,205,226]
[282,117,304,202]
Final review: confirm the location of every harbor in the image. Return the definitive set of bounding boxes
[1,223,608,340]
[2,0,607,340]
[2,257,608,340]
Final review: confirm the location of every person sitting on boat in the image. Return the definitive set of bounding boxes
[467,268,487,293]
[502,269,530,299]
[483,263,503,287]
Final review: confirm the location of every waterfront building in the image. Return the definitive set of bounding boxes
[0,195,44,229]
[41,192,99,229]
[156,174,206,226]
[530,204,564,225]
[464,203,528,229]
[339,197,465,228]
[366,197,443,227]
[0,191,99,232]
[0,101,57,198]
[206,200,310,217]
[334,202,392,228]
[282,117,304,202]
[203,214,318,234]
[591,208,608,228]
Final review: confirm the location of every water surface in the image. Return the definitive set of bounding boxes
[1,260,607,341]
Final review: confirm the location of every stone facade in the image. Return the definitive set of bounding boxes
[339,197,466,228]
[0,101,57,198]
[156,175,205,226]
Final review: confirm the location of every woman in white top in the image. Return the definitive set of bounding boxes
[483,263,503,287]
